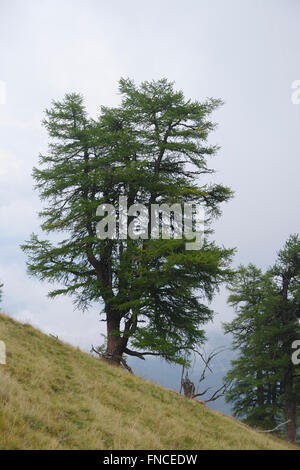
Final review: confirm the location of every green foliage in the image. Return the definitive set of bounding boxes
[224,235,300,439]
[0,283,3,304]
[224,265,280,429]
[22,78,233,365]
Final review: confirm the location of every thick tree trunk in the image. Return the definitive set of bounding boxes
[284,365,297,443]
[105,314,126,366]
[285,401,296,443]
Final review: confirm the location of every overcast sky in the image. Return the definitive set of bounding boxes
[0,0,300,357]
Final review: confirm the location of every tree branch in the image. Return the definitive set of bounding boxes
[124,347,162,360]
[256,420,291,433]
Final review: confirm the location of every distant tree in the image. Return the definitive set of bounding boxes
[0,282,3,304]
[22,78,233,368]
[223,265,283,431]
[224,236,300,443]
[270,235,300,442]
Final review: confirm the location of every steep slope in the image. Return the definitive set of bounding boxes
[0,313,297,450]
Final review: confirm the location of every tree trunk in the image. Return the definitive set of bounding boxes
[284,365,297,443]
[281,275,297,443]
[284,400,296,443]
[257,370,264,407]
[105,314,126,366]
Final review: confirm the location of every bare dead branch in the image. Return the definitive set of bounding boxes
[179,365,185,395]
[180,346,232,404]
[90,346,134,374]
[192,387,212,399]
[256,420,291,433]
[201,380,233,403]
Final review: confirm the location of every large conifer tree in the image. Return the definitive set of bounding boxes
[22,78,233,367]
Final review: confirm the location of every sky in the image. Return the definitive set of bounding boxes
[0,0,300,391]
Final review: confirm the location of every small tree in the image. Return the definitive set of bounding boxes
[22,78,233,368]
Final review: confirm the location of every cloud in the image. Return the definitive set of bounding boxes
[0,197,40,238]
[0,261,105,352]
[0,148,21,176]
[44,35,122,115]
[0,116,42,131]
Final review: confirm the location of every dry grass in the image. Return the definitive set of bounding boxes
[0,312,297,450]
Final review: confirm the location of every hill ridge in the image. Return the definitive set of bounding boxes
[0,313,296,450]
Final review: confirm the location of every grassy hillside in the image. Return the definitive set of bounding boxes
[0,313,297,450]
